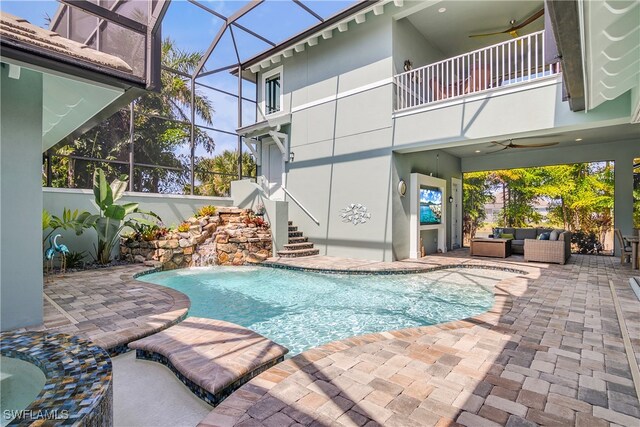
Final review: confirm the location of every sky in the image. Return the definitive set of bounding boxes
[0,0,356,155]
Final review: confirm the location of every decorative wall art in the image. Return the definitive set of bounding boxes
[340,203,371,225]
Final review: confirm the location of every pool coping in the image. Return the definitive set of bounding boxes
[260,259,528,276]
[100,268,192,356]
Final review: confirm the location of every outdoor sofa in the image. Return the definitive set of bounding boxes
[494,227,572,264]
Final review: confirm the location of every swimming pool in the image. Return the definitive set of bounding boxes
[140,266,515,355]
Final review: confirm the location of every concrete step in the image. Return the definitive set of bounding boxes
[288,226,298,232]
[288,231,303,238]
[283,242,314,250]
[288,236,308,244]
[277,248,320,258]
[288,221,293,225]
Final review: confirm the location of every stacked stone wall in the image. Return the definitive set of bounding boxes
[120,208,271,269]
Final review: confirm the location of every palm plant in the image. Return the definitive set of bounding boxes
[88,168,160,264]
[195,151,256,196]
[48,39,215,192]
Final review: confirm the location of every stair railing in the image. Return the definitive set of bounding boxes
[282,186,320,225]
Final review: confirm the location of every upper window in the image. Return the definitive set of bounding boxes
[262,67,282,116]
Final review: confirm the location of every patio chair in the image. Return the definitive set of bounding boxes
[614,229,632,264]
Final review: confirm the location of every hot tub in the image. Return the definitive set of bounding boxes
[1,331,112,426]
[0,356,46,426]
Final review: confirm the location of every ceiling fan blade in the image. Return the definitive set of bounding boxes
[488,146,511,153]
[511,8,544,31]
[509,142,559,148]
[469,30,511,38]
[469,8,544,38]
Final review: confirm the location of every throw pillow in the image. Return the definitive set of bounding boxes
[501,233,514,240]
[538,232,550,240]
[549,230,559,241]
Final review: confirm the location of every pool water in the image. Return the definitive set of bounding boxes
[0,356,46,427]
[141,267,514,355]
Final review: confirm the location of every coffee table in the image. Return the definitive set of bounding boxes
[470,238,512,258]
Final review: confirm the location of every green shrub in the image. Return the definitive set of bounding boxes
[195,205,216,218]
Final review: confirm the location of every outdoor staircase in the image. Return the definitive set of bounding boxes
[277,221,320,258]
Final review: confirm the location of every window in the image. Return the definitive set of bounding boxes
[262,67,282,116]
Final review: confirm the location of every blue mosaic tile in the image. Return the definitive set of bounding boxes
[1,331,112,427]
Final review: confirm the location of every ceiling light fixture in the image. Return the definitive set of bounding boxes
[438,7,446,13]
[575,138,583,142]
[475,150,481,153]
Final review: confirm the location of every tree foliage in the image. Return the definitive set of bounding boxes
[46,39,223,194]
[463,171,493,241]
[194,150,256,197]
[463,162,616,248]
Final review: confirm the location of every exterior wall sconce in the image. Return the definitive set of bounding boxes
[397,179,407,196]
[289,152,295,162]
[448,196,454,203]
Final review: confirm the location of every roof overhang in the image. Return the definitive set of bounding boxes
[240,0,404,73]
[237,114,292,139]
[545,0,585,112]
[579,0,640,121]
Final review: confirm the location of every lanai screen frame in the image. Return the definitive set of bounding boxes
[43,0,362,195]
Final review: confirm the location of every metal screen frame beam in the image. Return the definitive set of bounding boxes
[293,0,324,22]
[193,0,264,79]
[59,0,147,34]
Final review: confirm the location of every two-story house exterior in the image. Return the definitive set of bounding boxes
[236,0,640,262]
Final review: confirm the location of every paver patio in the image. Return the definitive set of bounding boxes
[200,253,640,427]
[23,252,640,426]
[30,265,189,351]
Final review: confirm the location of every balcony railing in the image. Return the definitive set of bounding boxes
[394,30,559,111]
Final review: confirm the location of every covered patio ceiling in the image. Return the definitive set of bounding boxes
[404,0,544,58]
[440,123,640,158]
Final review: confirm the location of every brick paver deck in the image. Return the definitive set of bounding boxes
[31,265,189,352]
[200,253,640,427]
[129,317,289,406]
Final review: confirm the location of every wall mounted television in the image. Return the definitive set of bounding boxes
[419,186,442,225]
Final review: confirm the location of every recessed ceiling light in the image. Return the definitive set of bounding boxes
[575,138,583,142]
[438,7,447,13]
[475,150,481,153]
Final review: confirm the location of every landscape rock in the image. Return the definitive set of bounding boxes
[120,207,272,269]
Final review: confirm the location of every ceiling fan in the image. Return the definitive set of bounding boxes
[469,8,544,39]
[490,138,559,152]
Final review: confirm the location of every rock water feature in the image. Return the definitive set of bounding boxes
[120,208,272,269]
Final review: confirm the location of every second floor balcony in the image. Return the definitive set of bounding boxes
[394,30,560,112]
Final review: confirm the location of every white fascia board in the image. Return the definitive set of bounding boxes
[248,0,394,68]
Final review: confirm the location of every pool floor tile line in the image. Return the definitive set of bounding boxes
[200,253,640,427]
